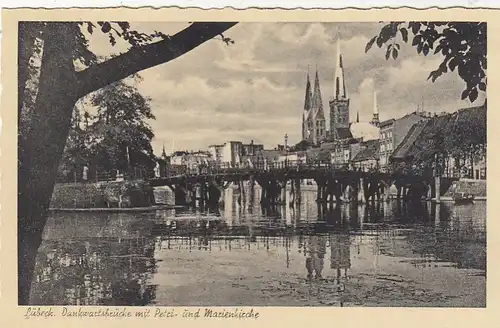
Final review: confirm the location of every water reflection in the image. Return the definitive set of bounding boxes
[30,188,486,307]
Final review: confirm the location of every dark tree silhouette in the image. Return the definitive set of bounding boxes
[365,22,486,103]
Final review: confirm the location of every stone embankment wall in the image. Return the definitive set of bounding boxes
[443,179,487,198]
[50,180,155,208]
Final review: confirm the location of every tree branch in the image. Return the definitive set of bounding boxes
[76,22,237,98]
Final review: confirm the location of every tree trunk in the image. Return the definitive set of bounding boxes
[18,23,79,305]
[18,22,40,117]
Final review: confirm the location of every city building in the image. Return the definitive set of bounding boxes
[209,140,263,166]
[242,140,264,156]
[379,112,428,167]
[331,138,363,165]
[391,104,486,180]
[351,139,380,170]
[222,141,243,166]
[170,150,211,168]
[208,144,224,163]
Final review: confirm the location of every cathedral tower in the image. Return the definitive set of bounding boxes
[302,68,326,145]
[311,69,326,144]
[329,36,350,133]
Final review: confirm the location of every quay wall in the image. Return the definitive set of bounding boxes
[443,179,487,198]
[50,180,156,209]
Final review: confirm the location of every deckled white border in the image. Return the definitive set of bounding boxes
[1,0,500,9]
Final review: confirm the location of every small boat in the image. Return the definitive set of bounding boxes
[453,192,475,205]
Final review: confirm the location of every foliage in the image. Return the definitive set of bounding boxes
[444,106,486,161]
[58,79,157,177]
[366,22,486,103]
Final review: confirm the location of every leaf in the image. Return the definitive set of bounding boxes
[400,28,408,42]
[411,22,421,34]
[434,44,442,54]
[87,23,94,34]
[365,36,377,53]
[101,22,111,33]
[469,88,479,103]
[417,43,423,54]
[412,35,422,46]
[423,44,429,56]
[461,89,469,100]
[392,48,398,60]
[478,82,487,91]
[385,47,391,60]
[117,22,130,31]
[108,33,116,46]
[449,57,459,71]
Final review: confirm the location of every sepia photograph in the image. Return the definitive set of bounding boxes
[16,20,486,307]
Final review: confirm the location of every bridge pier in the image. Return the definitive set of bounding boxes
[324,177,335,203]
[248,176,255,205]
[258,178,281,205]
[174,182,190,206]
[366,178,379,202]
[280,180,287,205]
[295,179,301,204]
[434,176,441,203]
[358,178,366,204]
[207,180,223,206]
[315,176,327,203]
[289,179,295,205]
[380,179,391,202]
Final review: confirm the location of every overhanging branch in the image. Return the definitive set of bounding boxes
[76,22,237,98]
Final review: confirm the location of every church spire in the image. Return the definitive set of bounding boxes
[303,70,312,112]
[312,69,324,118]
[356,110,360,123]
[334,36,347,100]
[371,91,380,127]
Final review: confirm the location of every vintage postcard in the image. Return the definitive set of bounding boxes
[0,6,497,326]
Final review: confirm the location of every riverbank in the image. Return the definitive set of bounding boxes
[49,204,185,213]
[50,180,155,209]
[286,178,487,202]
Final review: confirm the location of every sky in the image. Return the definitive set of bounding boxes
[85,22,486,156]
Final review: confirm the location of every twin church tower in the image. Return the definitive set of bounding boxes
[302,37,380,145]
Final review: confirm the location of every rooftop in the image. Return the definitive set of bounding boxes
[352,139,380,162]
[390,104,486,164]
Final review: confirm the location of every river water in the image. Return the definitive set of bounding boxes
[29,188,486,307]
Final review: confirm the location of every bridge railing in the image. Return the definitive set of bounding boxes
[158,160,402,178]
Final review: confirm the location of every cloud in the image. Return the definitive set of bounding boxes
[82,22,485,155]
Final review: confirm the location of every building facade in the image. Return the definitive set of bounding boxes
[208,144,224,163]
[242,140,264,156]
[351,139,380,170]
[379,112,427,167]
